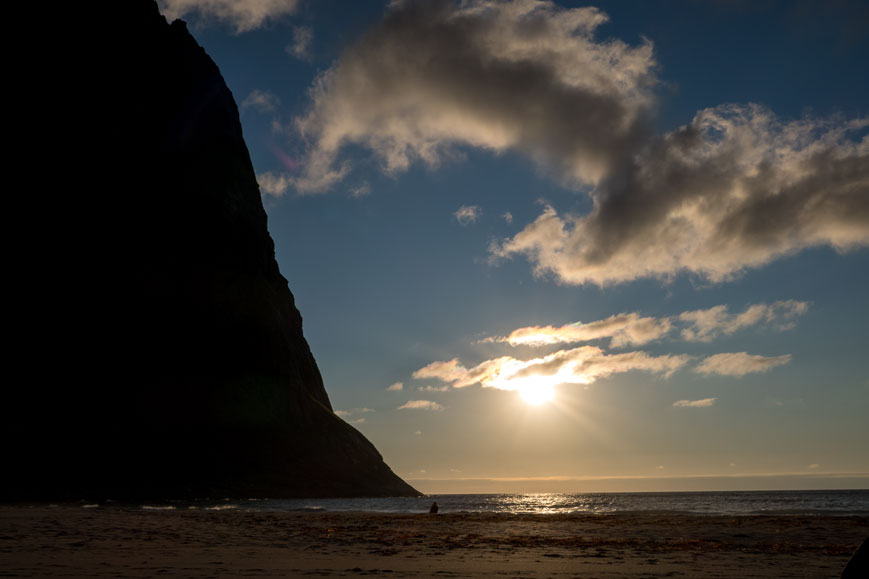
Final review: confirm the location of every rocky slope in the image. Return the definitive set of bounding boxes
[3,0,418,499]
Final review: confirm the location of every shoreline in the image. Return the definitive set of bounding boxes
[2,506,867,577]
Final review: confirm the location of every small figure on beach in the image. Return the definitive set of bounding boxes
[429,501,439,514]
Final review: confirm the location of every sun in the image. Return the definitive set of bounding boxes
[517,377,556,406]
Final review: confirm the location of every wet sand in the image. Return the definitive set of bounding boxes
[1,505,866,577]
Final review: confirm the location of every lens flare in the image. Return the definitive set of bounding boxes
[517,377,555,405]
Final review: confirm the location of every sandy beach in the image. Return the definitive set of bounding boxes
[1,505,866,578]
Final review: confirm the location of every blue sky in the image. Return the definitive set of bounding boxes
[158,0,868,492]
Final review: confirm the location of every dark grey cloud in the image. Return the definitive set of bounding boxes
[291,0,868,283]
[292,0,655,192]
[493,106,868,284]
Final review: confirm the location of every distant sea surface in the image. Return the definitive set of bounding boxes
[129,489,869,516]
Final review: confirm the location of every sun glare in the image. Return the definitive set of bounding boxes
[517,378,555,406]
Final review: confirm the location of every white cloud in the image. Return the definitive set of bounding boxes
[241,89,280,113]
[386,382,404,391]
[695,352,792,377]
[286,25,312,60]
[454,205,482,225]
[485,300,807,348]
[257,171,291,197]
[158,0,300,33]
[414,346,689,392]
[673,398,717,408]
[291,0,654,193]
[398,400,444,411]
[502,212,513,224]
[335,407,374,419]
[490,312,672,349]
[680,300,808,342]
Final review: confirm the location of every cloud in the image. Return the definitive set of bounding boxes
[291,0,868,280]
[485,300,807,348]
[386,381,404,391]
[502,212,513,224]
[241,89,280,113]
[398,400,444,411]
[491,312,672,348]
[418,385,449,392]
[291,0,655,193]
[414,345,689,391]
[286,25,312,60]
[695,352,792,377]
[335,407,374,419]
[454,205,482,225]
[158,0,300,33]
[492,107,869,285]
[350,182,371,198]
[257,171,291,197]
[673,398,717,407]
[680,300,808,342]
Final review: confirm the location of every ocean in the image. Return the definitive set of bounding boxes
[134,489,869,516]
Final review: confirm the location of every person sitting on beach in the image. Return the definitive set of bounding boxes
[429,501,439,514]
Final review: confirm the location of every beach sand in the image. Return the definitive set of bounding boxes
[1,505,866,577]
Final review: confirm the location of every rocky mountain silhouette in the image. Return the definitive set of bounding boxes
[3,0,418,499]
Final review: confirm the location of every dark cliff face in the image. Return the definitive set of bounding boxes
[3,0,418,499]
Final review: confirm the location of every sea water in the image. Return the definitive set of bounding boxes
[151,489,869,516]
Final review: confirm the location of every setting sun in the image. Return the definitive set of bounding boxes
[517,378,555,406]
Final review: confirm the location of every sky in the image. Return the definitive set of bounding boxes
[157,0,868,493]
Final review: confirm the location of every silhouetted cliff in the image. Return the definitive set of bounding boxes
[3,0,418,499]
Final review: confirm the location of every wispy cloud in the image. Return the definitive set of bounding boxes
[502,212,513,224]
[485,301,807,348]
[386,382,404,391]
[350,182,371,198]
[679,300,808,342]
[673,398,717,407]
[455,205,482,225]
[695,352,792,377]
[241,89,280,113]
[334,407,374,419]
[286,25,312,60]
[414,346,689,392]
[158,0,300,33]
[418,385,449,392]
[398,400,444,411]
[488,312,672,348]
[257,171,291,197]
